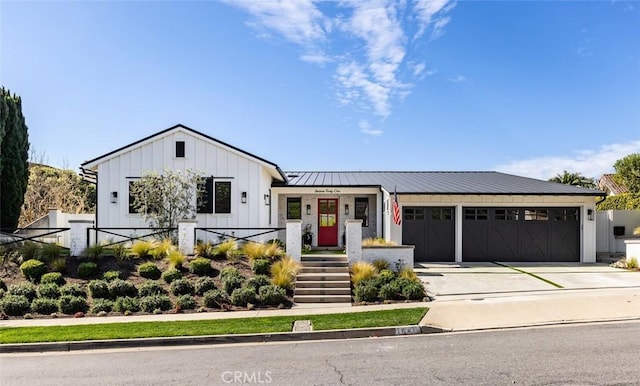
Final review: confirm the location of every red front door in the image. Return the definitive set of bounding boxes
[318,198,338,246]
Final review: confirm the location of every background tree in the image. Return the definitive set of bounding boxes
[19,165,96,227]
[549,170,596,188]
[0,87,30,231]
[130,169,204,235]
[613,153,640,193]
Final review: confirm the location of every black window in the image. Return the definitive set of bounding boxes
[495,209,519,221]
[552,209,578,221]
[215,181,231,214]
[287,198,301,219]
[432,208,452,220]
[355,197,369,227]
[175,141,185,158]
[524,209,548,221]
[197,177,214,214]
[465,209,488,220]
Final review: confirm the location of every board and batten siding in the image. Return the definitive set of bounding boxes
[95,129,274,233]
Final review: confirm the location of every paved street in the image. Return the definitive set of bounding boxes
[3,321,640,385]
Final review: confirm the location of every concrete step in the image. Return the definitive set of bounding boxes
[299,261,349,267]
[294,295,352,303]
[295,280,351,288]
[301,255,348,262]
[299,266,349,274]
[295,287,352,296]
[296,273,351,281]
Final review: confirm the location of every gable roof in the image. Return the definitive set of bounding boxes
[81,124,287,182]
[598,174,629,195]
[279,171,605,196]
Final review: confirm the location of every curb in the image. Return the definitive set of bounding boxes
[0,325,446,354]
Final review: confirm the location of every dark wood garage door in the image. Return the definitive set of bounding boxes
[462,207,580,262]
[402,207,455,262]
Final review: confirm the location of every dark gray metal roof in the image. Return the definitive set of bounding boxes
[279,171,605,196]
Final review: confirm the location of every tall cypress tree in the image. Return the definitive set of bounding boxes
[0,87,30,231]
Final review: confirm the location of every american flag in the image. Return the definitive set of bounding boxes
[392,188,401,225]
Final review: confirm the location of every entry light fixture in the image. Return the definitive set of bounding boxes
[306,204,311,215]
[241,192,247,204]
[110,192,118,204]
[587,209,594,221]
[344,204,349,215]
[264,194,270,206]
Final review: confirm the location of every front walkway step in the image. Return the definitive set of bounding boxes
[295,288,351,296]
[295,280,351,288]
[301,255,348,262]
[299,266,349,274]
[296,273,351,281]
[293,295,353,303]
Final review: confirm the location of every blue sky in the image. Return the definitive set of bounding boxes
[1,0,638,180]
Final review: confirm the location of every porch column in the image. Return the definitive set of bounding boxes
[178,220,198,256]
[286,220,302,261]
[346,219,362,263]
[68,219,94,257]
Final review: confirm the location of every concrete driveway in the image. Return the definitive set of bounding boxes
[415,262,640,299]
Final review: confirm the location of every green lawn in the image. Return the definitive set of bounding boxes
[0,307,427,344]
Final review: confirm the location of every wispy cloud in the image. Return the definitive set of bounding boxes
[359,119,383,136]
[226,0,455,119]
[448,75,466,82]
[495,140,640,179]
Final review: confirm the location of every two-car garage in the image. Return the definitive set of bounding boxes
[403,206,581,263]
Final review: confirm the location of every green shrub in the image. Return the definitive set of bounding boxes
[220,266,240,280]
[353,282,378,303]
[203,289,229,308]
[40,272,65,286]
[37,283,61,299]
[8,282,37,301]
[213,239,237,259]
[103,270,121,281]
[402,281,426,300]
[167,250,186,269]
[246,275,271,292]
[370,269,396,288]
[194,241,214,259]
[31,297,59,314]
[189,257,213,276]
[176,294,197,310]
[139,281,167,297]
[252,259,271,275]
[194,276,217,295]
[88,280,111,299]
[20,259,47,282]
[58,295,89,314]
[113,296,139,313]
[230,287,256,307]
[138,262,161,280]
[90,298,114,313]
[108,279,138,298]
[223,275,244,295]
[77,262,98,279]
[40,243,64,262]
[139,295,172,313]
[170,278,194,296]
[379,283,401,301]
[60,283,87,298]
[130,239,157,259]
[258,284,287,306]
[162,268,182,284]
[1,295,31,316]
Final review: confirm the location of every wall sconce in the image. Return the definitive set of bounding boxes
[110,192,118,204]
[264,194,270,206]
[587,209,594,221]
[241,192,247,204]
[344,204,349,215]
[306,204,311,215]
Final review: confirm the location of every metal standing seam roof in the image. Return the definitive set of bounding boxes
[280,171,605,196]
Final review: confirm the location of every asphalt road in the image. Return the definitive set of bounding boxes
[2,321,640,386]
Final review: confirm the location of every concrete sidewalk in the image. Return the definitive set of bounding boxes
[420,287,640,331]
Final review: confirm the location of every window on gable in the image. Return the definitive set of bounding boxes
[354,197,369,227]
[197,177,214,214]
[215,181,231,214]
[287,197,301,219]
[175,141,185,158]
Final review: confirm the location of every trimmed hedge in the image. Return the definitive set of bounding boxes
[189,258,213,276]
[230,287,256,307]
[203,289,229,308]
[176,294,197,310]
[37,283,61,299]
[161,268,182,284]
[31,297,59,314]
[88,280,111,299]
[222,275,244,295]
[58,295,89,314]
[139,295,172,313]
[139,281,167,297]
[113,296,140,313]
[60,283,87,299]
[194,276,217,295]
[259,284,287,306]
[0,295,30,316]
[77,262,98,279]
[40,272,65,286]
[138,262,161,280]
[20,259,47,282]
[90,298,114,313]
[8,282,37,301]
[108,280,138,298]
[246,275,271,292]
[252,259,270,275]
[170,278,194,296]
